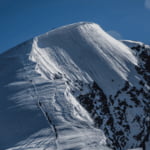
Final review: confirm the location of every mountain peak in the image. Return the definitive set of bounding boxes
[0,22,149,150]
[32,21,138,94]
[44,21,98,33]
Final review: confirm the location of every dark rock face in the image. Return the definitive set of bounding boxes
[131,43,150,149]
[71,43,150,150]
[132,44,150,86]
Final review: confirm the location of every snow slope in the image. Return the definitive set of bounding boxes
[0,22,149,150]
[0,22,112,150]
[35,22,138,95]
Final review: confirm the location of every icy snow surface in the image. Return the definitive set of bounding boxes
[0,22,115,150]
[0,22,144,150]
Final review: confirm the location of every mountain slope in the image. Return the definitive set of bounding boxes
[0,22,149,150]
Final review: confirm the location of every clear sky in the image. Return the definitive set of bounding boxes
[0,0,150,53]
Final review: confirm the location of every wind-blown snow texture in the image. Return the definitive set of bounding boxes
[0,22,149,150]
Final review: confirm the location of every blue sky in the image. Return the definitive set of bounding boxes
[0,0,150,53]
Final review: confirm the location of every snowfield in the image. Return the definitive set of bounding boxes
[0,22,149,150]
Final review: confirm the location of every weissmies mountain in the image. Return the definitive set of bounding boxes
[0,22,149,150]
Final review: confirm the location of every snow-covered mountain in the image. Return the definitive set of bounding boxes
[0,22,149,150]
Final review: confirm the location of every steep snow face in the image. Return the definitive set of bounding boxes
[0,23,112,150]
[0,48,110,150]
[36,22,138,95]
[0,22,149,150]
